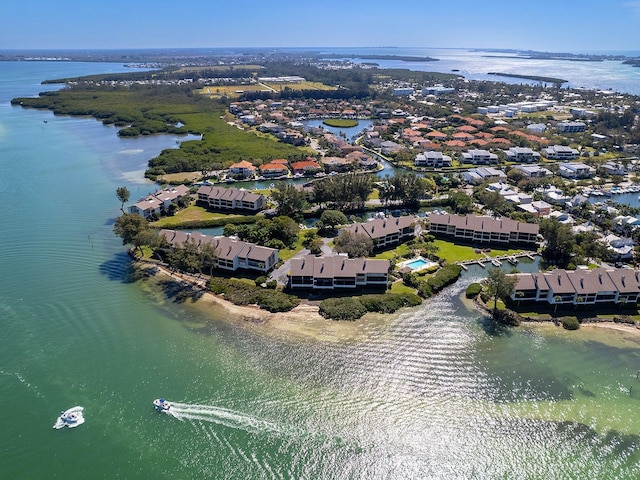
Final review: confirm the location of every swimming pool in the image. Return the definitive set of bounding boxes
[406,258,429,270]
[399,256,439,272]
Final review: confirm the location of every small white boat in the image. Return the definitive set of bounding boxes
[153,398,171,412]
[53,406,85,429]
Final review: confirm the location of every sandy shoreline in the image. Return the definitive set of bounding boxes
[136,261,400,342]
[136,259,640,342]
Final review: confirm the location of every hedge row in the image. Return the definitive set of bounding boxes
[155,215,259,230]
[404,264,463,298]
[319,292,422,321]
[207,277,299,312]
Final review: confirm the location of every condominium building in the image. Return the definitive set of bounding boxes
[504,147,541,163]
[511,268,640,306]
[542,145,580,160]
[414,151,452,167]
[288,255,389,290]
[428,213,539,245]
[129,185,191,219]
[460,149,499,164]
[196,186,265,212]
[343,216,416,249]
[159,230,279,273]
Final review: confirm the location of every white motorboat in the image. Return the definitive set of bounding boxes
[53,406,85,429]
[153,398,171,412]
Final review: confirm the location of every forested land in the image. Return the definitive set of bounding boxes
[12,84,307,179]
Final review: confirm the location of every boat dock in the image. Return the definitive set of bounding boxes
[456,251,538,269]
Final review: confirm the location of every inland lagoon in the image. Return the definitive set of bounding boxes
[2,61,640,479]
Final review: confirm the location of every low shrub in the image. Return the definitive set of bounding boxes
[319,297,367,321]
[406,263,462,299]
[207,277,299,312]
[255,276,267,286]
[257,290,300,312]
[466,283,483,299]
[359,293,422,313]
[561,317,580,330]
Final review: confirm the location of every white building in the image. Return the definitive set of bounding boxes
[460,149,499,164]
[504,147,541,163]
[414,151,452,167]
[514,164,552,178]
[556,121,586,133]
[558,162,595,179]
[461,167,507,185]
[542,145,580,160]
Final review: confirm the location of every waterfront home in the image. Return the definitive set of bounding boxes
[504,147,541,163]
[601,162,627,176]
[542,145,580,160]
[159,230,279,273]
[259,162,290,178]
[290,159,322,176]
[129,185,190,219]
[460,149,499,165]
[414,151,452,167]
[558,162,595,179]
[291,160,322,175]
[196,186,265,212]
[510,268,640,306]
[344,216,416,250]
[288,255,389,290]
[321,156,354,173]
[228,160,257,179]
[427,213,539,245]
[461,167,507,185]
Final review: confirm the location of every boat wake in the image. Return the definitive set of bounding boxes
[165,402,282,434]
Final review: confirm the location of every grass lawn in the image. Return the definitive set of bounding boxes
[278,232,308,261]
[374,243,411,260]
[151,205,243,227]
[431,239,531,263]
[157,171,202,183]
[432,240,485,263]
[389,281,417,296]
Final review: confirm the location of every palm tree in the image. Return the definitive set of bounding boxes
[516,290,524,308]
[554,295,562,313]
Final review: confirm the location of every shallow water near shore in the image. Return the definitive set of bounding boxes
[3,61,640,478]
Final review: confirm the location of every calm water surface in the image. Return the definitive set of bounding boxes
[2,61,640,479]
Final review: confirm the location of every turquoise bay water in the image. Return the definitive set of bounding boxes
[3,61,640,478]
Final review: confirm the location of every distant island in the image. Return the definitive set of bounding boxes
[472,48,631,62]
[487,72,568,84]
[319,54,439,62]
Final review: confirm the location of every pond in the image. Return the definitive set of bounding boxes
[301,118,374,142]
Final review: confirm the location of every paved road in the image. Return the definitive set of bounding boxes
[270,237,334,286]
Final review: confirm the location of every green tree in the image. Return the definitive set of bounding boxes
[539,218,576,268]
[483,267,518,316]
[271,183,308,220]
[316,209,348,234]
[113,213,151,256]
[116,186,131,213]
[334,230,374,258]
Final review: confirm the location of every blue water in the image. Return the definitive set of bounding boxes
[311,47,640,95]
[406,258,429,269]
[4,60,640,479]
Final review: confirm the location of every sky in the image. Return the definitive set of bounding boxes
[1,0,639,53]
